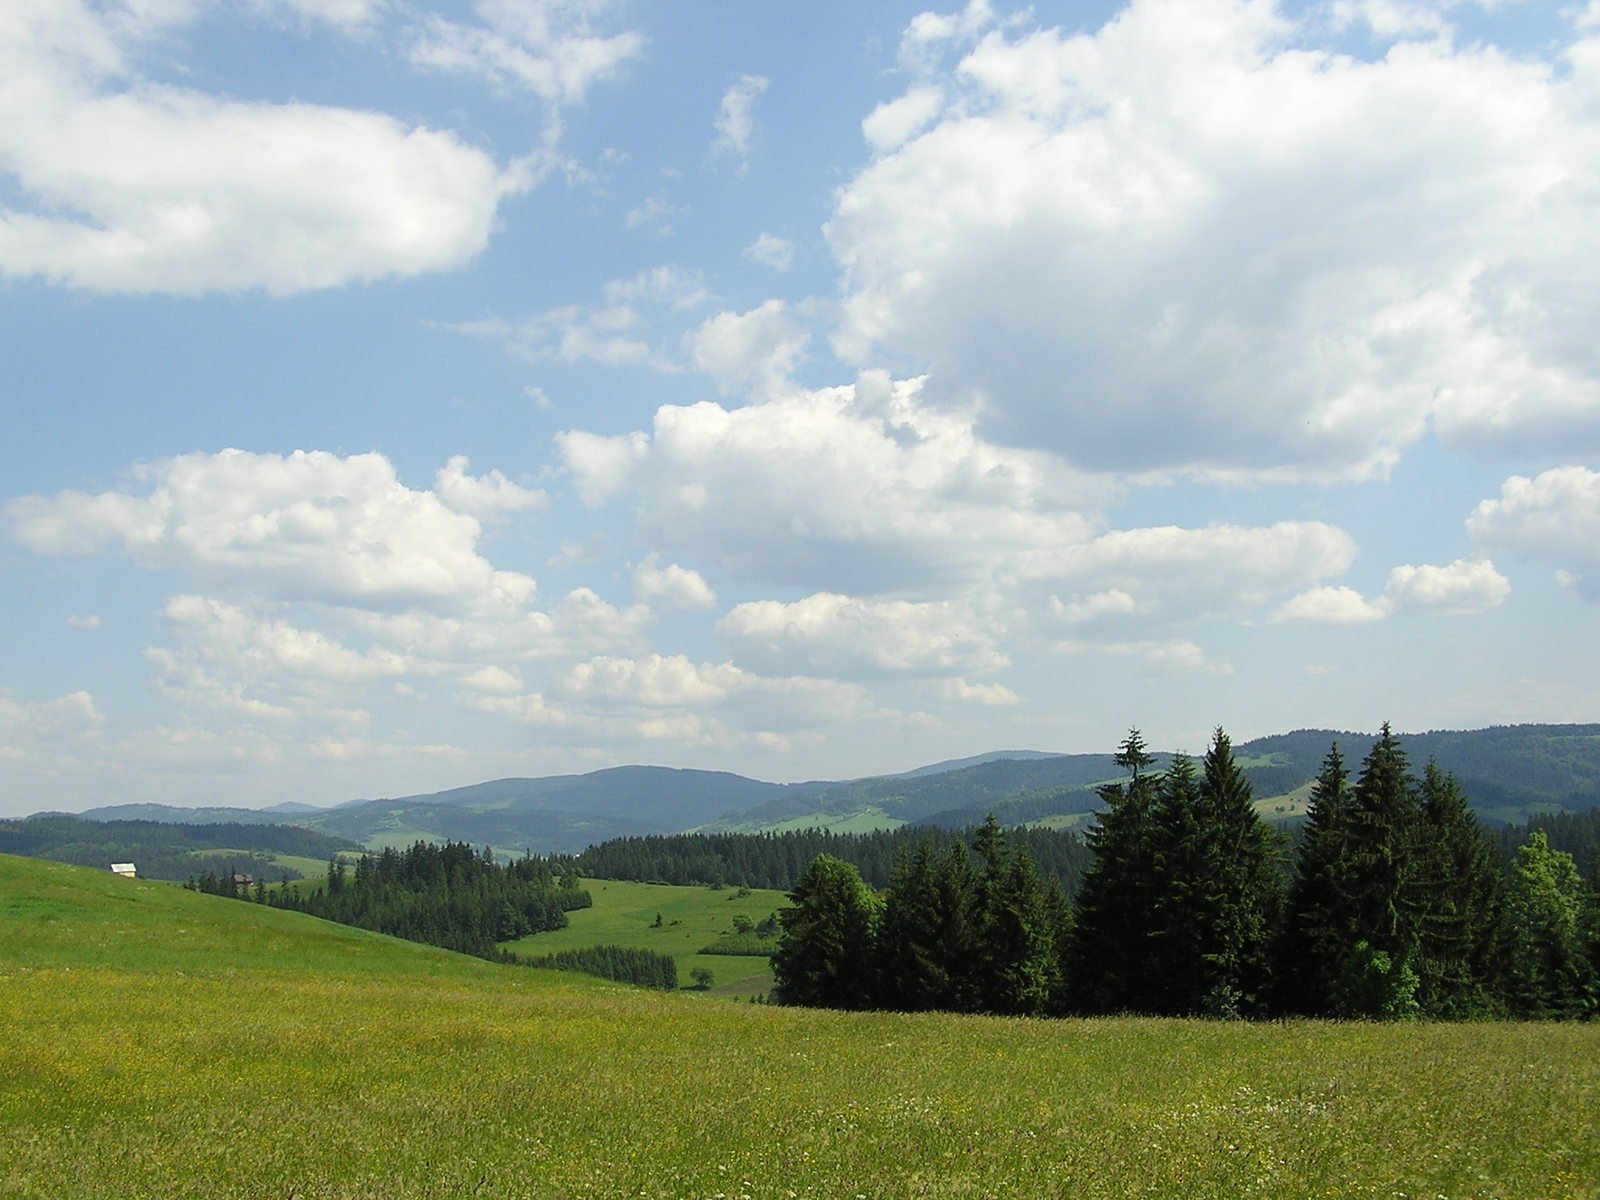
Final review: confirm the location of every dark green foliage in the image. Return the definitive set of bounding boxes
[514,944,679,990]
[268,841,590,961]
[771,855,882,1009]
[0,814,358,881]
[559,824,1090,895]
[1281,744,1352,1012]
[1141,733,1284,1016]
[1066,729,1162,1013]
[1411,762,1504,1017]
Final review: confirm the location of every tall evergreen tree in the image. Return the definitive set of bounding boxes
[1068,729,1160,1013]
[1411,761,1504,1017]
[1145,732,1284,1016]
[771,854,882,1010]
[1281,741,1352,1010]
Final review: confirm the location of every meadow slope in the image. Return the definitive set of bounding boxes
[2,854,1597,1199]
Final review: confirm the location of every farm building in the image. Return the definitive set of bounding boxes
[110,863,137,878]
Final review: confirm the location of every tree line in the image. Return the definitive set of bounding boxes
[772,727,1600,1020]
[553,823,1090,894]
[191,840,592,960]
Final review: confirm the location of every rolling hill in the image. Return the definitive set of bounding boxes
[52,723,1600,853]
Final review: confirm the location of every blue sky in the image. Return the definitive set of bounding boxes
[2,0,1598,816]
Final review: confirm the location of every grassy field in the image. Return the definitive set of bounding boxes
[502,877,788,997]
[3,853,1599,1199]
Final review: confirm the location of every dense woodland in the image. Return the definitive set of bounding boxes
[0,815,357,882]
[194,840,591,959]
[771,728,1600,1020]
[555,824,1091,894]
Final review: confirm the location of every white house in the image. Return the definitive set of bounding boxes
[110,863,137,878]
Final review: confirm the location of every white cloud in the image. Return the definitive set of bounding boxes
[557,653,873,729]
[556,429,651,506]
[460,665,523,695]
[829,1,1600,476]
[934,677,1021,706]
[409,0,644,108]
[0,690,104,750]
[434,455,546,519]
[66,613,101,630]
[633,556,716,609]
[250,0,383,32]
[712,73,769,165]
[744,233,794,272]
[556,374,1353,619]
[1275,585,1389,625]
[4,449,537,613]
[437,265,708,368]
[1275,557,1509,622]
[1469,466,1600,599]
[1054,637,1233,676]
[862,85,944,154]
[557,374,1100,594]
[719,591,1007,675]
[1048,589,1139,624]
[686,300,810,399]
[0,0,529,295]
[1384,557,1510,614]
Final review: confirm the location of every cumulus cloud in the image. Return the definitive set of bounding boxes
[1469,466,1600,599]
[744,233,794,271]
[829,0,1600,476]
[862,85,944,153]
[633,555,717,609]
[1275,557,1509,622]
[4,449,537,613]
[686,300,810,399]
[719,591,1008,675]
[712,73,769,165]
[434,455,546,519]
[0,0,531,295]
[934,677,1021,706]
[557,373,1100,593]
[556,374,1353,618]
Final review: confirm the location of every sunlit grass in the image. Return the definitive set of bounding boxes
[502,877,789,996]
[4,854,1598,1198]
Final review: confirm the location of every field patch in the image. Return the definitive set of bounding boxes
[3,854,1599,1199]
[501,877,788,997]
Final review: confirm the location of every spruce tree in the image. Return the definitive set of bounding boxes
[1068,729,1160,1013]
[771,854,882,1010]
[1282,743,1351,1013]
[1411,761,1503,1017]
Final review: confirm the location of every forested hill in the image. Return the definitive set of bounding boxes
[0,815,361,882]
[44,723,1600,852]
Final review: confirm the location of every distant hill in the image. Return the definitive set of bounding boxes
[51,723,1600,852]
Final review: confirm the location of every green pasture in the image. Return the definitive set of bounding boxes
[3,853,1599,1199]
[502,877,788,997]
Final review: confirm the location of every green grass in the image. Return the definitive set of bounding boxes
[502,878,788,997]
[4,853,1599,1199]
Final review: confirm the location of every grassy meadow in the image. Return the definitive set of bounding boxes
[501,877,789,997]
[3,853,1599,1199]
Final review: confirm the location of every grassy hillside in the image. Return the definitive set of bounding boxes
[4,854,1600,1197]
[502,878,788,997]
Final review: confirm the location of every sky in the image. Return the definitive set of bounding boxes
[2,0,1598,817]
